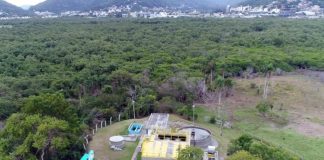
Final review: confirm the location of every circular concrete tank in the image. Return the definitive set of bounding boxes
[109,136,125,149]
[179,126,215,149]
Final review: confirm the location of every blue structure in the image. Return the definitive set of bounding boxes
[81,150,94,160]
[80,154,89,160]
[128,123,143,135]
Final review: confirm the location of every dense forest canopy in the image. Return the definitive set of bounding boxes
[0,18,323,159]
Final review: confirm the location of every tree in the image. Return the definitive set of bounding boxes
[0,114,75,160]
[0,98,18,120]
[224,78,234,97]
[212,76,225,106]
[177,146,204,160]
[228,134,254,155]
[136,94,156,116]
[227,150,261,160]
[261,63,274,100]
[228,135,300,160]
[22,93,77,123]
[204,60,216,86]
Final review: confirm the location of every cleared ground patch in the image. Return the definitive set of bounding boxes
[89,119,144,160]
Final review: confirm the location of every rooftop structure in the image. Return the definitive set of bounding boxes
[144,113,169,135]
[141,129,191,160]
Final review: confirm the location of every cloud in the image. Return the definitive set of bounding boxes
[5,0,46,7]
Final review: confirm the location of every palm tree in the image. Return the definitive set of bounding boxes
[262,63,274,100]
[215,76,225,106]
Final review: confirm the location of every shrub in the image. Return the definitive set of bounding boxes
[227,150,261,160]
[250,83,257,89]
[256,101,273,117]
[228,134,254,155]
[177,146,203,160]
[228,135,301,160]
[249,141,299,160]
[209,116,216,124]
[176,105,198,121]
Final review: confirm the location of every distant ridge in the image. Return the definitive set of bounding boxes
[31,0,245,13]
[240,0,324,7]
[0,0,31,16]
[30,0,93,13]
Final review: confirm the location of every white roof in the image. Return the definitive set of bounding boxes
[109,136,124,142]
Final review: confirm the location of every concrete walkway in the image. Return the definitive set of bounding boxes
[131,135,144,160]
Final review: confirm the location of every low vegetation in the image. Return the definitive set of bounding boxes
[177,146,204,160]
[228,134,300,160]
[227,150,261,160]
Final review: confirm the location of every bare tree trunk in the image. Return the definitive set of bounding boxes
[210,70,213,85]
[220,119,223,136]
[263,72,271,100]
[79,86,82,108]
[263,73,268,99]
[265,78,269,99]
[258,76,262,95]
[41,149,45,160]
[218,91,222,106]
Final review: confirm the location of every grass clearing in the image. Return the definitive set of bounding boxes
[187,105,324,159]
[197,75,324,160]
[233,107,324,159]
[89,119,144,160]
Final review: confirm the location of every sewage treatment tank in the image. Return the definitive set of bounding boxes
[109,136,125,149]
[179,126,214,149]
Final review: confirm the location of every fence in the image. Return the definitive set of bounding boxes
[83,113,123,151]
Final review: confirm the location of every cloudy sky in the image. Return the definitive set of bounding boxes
[5,0,45,7]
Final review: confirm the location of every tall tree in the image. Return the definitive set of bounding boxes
[262,63,274,100]
[214,76,225,106]
[22,93,77,124]
[177,146,203,160]
[0,114,73,160]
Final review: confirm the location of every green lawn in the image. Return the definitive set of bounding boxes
[89,119,144,160]
[234,108,324,160]
[190,106,324,159]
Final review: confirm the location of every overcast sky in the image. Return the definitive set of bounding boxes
[5,0,45,7]
[4,0,243,8]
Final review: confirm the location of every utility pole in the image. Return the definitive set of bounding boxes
[192,104,196,146]
[132,100,136,119]
[192,104,195,126]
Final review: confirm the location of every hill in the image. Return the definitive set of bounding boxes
[240,0,324,7]
[0,0,31,16]
[31,0,244,13]
[30,0,93,13]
